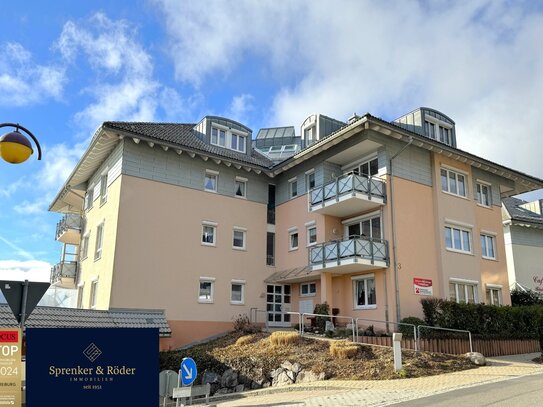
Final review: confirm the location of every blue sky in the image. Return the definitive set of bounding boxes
[1,0,543,284]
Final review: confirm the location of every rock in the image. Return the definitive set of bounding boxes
[296,370,325,383]
[235,384,245,393]
[262,381,271,388]
[270,368,283,380]
[214,388,231,395]
[291,362,302,375]
[220,369,238,388]
[465,352,486,366]
[273,370,295,386]
[250,381,262,390]
[202,370,220,385]
[281,361,294,371]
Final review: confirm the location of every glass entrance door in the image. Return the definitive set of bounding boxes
[266,284,291,327]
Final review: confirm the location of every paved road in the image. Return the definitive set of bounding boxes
[392,372,543,406]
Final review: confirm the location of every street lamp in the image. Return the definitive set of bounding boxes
[0,123,42,164]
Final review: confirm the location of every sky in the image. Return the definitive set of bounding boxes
[1,0,543,288]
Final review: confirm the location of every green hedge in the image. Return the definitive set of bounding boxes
[420,298,543,339]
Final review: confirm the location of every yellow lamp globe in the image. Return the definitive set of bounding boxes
[0,130,34,164]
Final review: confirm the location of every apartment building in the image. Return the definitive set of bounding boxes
[502,197,543,295]
[49,108,543,348]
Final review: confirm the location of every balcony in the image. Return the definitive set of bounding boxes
[56,214,82,244]
[50,261,78,289]
[308,173,386,217]
[309,237,389,273]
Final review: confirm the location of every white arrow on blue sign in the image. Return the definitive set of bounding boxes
[180,357,197,386]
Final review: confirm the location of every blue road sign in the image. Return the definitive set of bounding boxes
[180,357,197,386]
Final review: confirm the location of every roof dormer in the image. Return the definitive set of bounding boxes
[193,116,252,155]
[393,107,457,148]
[301,114,345,148]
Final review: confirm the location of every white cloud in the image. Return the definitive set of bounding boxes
[0,42,65,106]
[13,199,47,215]
[0,260,51,282]
[155,0,543,179]
[227,94,255,125]
[0,235,35,260]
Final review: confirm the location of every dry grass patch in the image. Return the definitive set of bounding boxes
[330,340,360,359]
[269,331,300,346]
[235,335,256,346]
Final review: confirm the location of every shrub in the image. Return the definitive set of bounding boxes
[511,289,543,306]
[398,317,424,338]
[325,330,334,338]
[232,313,260,334]
[329,340,359,359]
[235,335,255,346]
[269,331,300,346]
[313,303,330,332]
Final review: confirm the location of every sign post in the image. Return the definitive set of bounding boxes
[175,357,199,407]
[0,280,50,328]
[0,328,22,407]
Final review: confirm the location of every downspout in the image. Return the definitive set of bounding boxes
[388,136,413,323]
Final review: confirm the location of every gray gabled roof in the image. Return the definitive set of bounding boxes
[103,122,274,169]
[503,197,543,226]
[0,305,171,336]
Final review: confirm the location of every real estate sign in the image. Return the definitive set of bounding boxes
[0,328,22,407]
[413,278,433,296]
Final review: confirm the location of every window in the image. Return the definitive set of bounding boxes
[211,127,226,147]
[204,170,218,192]
[198,278,215,303]
[300,282,316,297]
[346,215,381,240]
[304,126,316,144]
[353,275,376,309]
[307,226,317,246]
[232,228,246,250]
[94,223,104,260]
[100,173,108,205]
[439,126,450,144]
[444,225,471,253]
[476,182,491,207]
[306,171,315,190]
[486,285,502,306]
[266,232,275,266]
[230,281,245,304]
[235,177,247,198]
[425,121,436,139]
[449,280,478,304]
[480,234,496,259]
[89,280,98,309]
[288,229,298,250]
[289,178,298,198]
[81,233,90,260]
[230,132,246,153]
[84,188,94,211]
[201,223,216,246]
[77,285,84,309]
[352,157,378,177]
[441,168,466,197]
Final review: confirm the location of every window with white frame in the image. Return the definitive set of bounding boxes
[425,121,436,139]
[198,278,215,303]
[306,170,315,190]
[235,177,247,198]
[81,233,90,260]
[84,188,94,211]
[289,178,298,198]
[439,126,450,144]
[204,170,218,192]
[485,285,502,306]
[476,182,491,207]
[94,223,104,260]
[211,126,246,153]
[230,132,246,153]
[288,228,299,250]
[232,228,246,250]
[354,157,379,177]
[353,274,376,309]
[444,225,471,253]
[480,234,496,259]
[201,222,217,246]
[307,226,317,246]
[211,127,226,147]
[304,126,316,145]
[77,285,84,309]
[230,280,245,304]
[89,280,98,309]
[300,282,316,296]
[441,167,466,197]
[345,214,382,240]
[449,280,478,304]
[100,173,108,205]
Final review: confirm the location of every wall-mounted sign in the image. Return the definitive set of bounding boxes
[0,328,22,407]
[533,276,543,292]
[413,278,433,296]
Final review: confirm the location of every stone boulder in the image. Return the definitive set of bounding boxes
[465,352,486,366]
[202,370,220,385]
[296,370,325,383]
[220,369,238,388]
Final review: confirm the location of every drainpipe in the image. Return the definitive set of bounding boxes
[388,136,413,324]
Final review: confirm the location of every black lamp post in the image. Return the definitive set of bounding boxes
[0,123,42,164]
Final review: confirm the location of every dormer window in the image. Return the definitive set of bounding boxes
[211,125,247,153]
[425,118,453,146]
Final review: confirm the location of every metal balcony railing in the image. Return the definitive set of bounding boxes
[50,261,78,286]
[55,214,82,240]
[309,172,386,208]
[309,236,389,268]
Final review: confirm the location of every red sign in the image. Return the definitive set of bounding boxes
[413,278,433,296]
[0,330,18,342]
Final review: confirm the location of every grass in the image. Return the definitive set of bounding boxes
[269,331,300,346]
[329,340,360,359]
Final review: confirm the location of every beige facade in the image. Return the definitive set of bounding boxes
[49,110,542,348]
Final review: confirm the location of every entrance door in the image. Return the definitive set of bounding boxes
[266,284,291,327]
